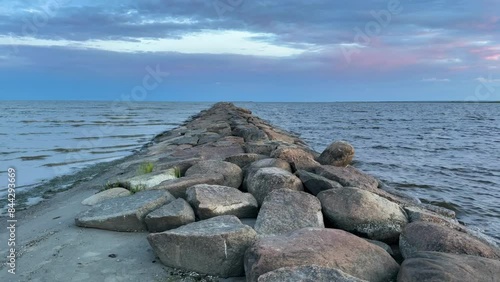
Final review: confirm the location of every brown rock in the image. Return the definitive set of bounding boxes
[399,221,500,260]
[315,165,379,191]
[318,141,355,167]
[244,228,400,282]
[398,251,500,282]
[271,146,321,172]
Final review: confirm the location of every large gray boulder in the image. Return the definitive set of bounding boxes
[246,167,304,205]
[75,190,174,232]
[150,174,225,198]
[185,160,243,188]
[271,146,320,171]
[186,184,258,219]
[318,187,408,242]
[258,265,367,282]
[254,189,324,236]
[81,188,131,206]
[399,221,500,260]
[147,216,257,277]
[243,158,292,192]
[315,165,379,191]
[244,228,399,282]
[398,252,500,282]
[318,141,355,167]
[145,198,195,232]
[296,170,342,196]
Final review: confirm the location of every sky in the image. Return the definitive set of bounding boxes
[0,0,499,102]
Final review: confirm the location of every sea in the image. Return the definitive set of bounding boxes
[1,101,499,243]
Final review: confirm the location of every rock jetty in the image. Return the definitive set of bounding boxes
[74,102,500,281]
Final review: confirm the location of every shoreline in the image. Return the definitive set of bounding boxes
[2,102,499,281]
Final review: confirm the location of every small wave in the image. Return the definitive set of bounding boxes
[20,155,50,161]
[395,182,434,189]
[372,145,391,149]
[42,156,119,167]
[73,136,100,140]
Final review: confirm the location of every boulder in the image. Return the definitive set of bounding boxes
[399,221,500,260]
[318,141,355,167]
[168,135,199,146]
[398,252,500,282]
[245,158,292,176]
[258,265,367,282]
[206,121,232,136]
[242,158,292,191]
[81,188,131,206]
[225,153,268,169]
[315,165,379,191]
[198,132,221,145]
[186,184,258,219]
[75,190,174,232]
[232,125,269,142]
[244,228,399,282]
[126,168,178,190]
[150,174,225,198]
[296,170,342,196]
[318,187,408,242]
[244,142,279,156]
[246,167,304,205]
[254,189,324,236]
[145,198,195,232]
[147,216,257,277]
[404,206,462,231]
[185,160,243,188]
[271,146,320,171]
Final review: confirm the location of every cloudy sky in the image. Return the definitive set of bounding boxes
[0,0,499,101]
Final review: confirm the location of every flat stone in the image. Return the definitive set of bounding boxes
[399,221,500,260]
[398,252,500,282]
[318,187,408,242]
[75,190,174,232]
[145,198,195,232]
[315,165,379,191]
[244,228,400,282]
[246,167,304,205]
[81,188,131,206]
[168,135,199,145]
[254,189,324,237]
[198,132,221,144]
[258,265,367,282]
[126,168,178,190]
[186,160,243,188]
[186,184,258,219]
[147,215,257,277]
[296,169,343,196]
[150,174,225,198]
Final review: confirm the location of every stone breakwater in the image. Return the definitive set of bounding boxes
[74,102,500,281]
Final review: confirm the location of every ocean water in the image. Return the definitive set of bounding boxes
[238,102,500,243]
[1,101,499,242]
[0,101,210,197]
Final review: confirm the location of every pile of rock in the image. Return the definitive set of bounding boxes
[75,103,500,281]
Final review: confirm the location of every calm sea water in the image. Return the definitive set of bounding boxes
[1,101,499,242]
